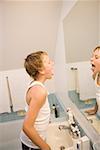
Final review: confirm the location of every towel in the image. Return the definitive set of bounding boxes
[77,61,96,101]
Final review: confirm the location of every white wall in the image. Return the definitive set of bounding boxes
[54,1,77,106]
[99,1,100,45]
[0,2,4,69]
[0,1,61,70]
[63,0,99,63]
[0,0,60,112]
[0,69,29,113]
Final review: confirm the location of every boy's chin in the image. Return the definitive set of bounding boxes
[92,70,99,75]
[91,66,97,73]
[91,67,95,73]
[91,68,96,75]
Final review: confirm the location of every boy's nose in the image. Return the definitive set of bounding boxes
[90,58,93,61]
[91,56,95,61]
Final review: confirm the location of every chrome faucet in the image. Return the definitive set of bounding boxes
[58,108,81,138]
[58,123,80,138]
[58,124,70,130]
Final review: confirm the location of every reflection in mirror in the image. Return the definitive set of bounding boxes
[63,0,100,134]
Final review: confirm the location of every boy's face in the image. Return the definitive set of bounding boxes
[41,54,54,79]
[91,49,100,74]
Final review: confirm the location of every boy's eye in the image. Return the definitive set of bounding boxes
[95,56,98,59]
[95,55,100,59]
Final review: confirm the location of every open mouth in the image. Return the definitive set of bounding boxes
[92,64,95,67]
[91,64,95,72]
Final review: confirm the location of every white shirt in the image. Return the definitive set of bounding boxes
[20,81,50,149]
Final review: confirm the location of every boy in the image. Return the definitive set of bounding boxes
[20,51,54,150]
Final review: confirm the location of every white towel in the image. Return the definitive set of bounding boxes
[0,72,11,113]
[77,61,96,101]
[5,68,30,112]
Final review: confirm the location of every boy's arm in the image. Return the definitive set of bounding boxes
[23,85,51,150]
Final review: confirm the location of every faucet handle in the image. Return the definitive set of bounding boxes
[58,125,70,130]
[66,107,71,112]
[70,124,81,138]
[67,108,75,125]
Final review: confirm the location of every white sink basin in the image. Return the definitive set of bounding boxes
[46,121,73,150]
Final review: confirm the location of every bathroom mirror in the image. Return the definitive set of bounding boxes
[63,0,100,134]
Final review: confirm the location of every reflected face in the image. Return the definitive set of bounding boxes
[91,49,100,74]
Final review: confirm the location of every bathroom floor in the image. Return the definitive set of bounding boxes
[68,90,100,134]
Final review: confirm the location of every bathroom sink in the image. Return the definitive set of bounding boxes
[46,121,73,150]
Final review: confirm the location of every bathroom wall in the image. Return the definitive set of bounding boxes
[54,0,77,106]
[63,0,99,63]
[0,0,61,70]
[0,0,61,112]
[0,2,3,69]
[98,1,100,45]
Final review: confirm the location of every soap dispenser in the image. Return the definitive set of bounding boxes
[52,104,59,118]
[67,108,75,124]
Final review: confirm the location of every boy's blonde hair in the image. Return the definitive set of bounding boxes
[24,51,47,80]
[93,46,100,52]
